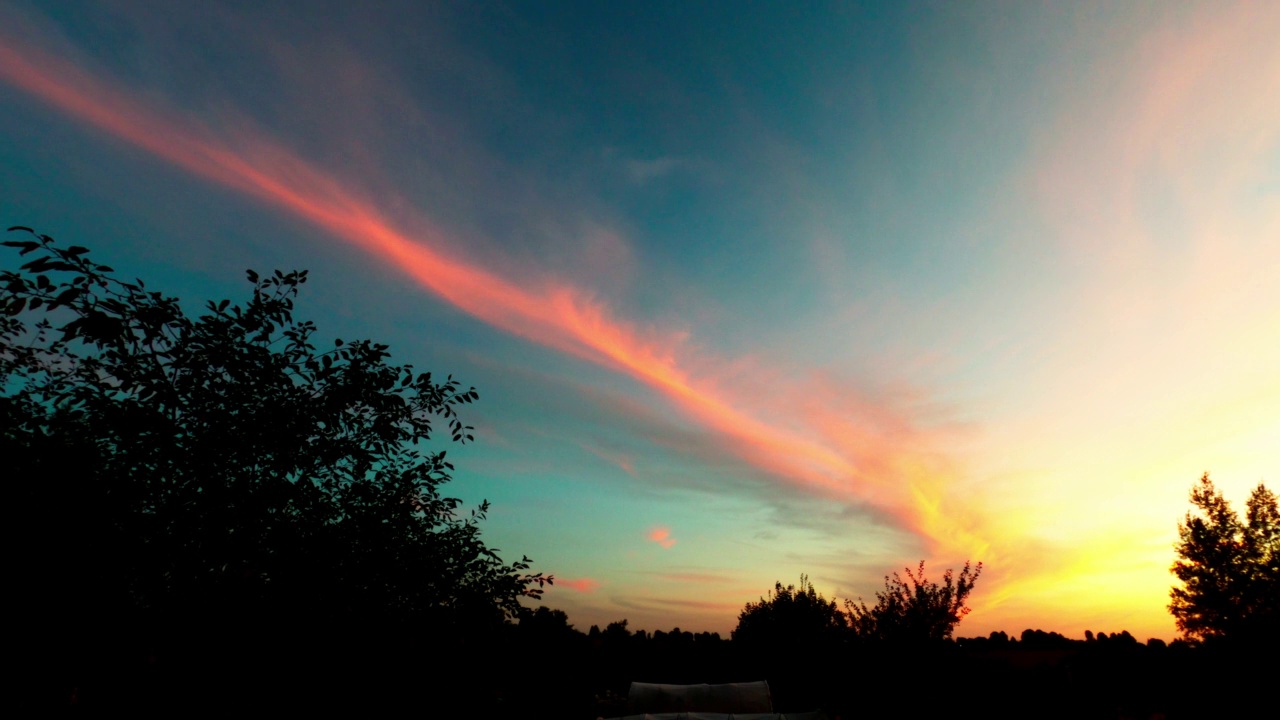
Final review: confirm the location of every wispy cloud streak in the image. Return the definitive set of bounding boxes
[0,27,971,556]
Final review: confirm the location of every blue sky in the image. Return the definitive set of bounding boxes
[2,0,1277,638]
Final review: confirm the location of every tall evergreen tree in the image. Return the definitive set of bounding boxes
[1170,473,1278,642]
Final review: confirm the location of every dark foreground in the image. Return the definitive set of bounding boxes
[16,621,1272,719]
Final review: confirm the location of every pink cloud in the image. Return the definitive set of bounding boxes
[647,526,677,549]
[555,577,601,594]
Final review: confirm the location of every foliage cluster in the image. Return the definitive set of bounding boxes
[732,574,847,647]
[734,562,983,648]
[846,560,983,642]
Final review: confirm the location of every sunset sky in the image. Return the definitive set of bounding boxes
[2,1,1276,640]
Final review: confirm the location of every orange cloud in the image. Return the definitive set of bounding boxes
[555,577,602,594]
[647,527,677,549]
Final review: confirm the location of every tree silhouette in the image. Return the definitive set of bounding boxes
[733,574,847,649]
[732,575,847,714]
[1169,472,1278,643]
[846,560,982,641]
[3,227,547,707]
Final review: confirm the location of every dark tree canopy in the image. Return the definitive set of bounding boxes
[845,560,982,642]
[1169,473,1278,643]
[3,227,547,707]
[733,574,847,649]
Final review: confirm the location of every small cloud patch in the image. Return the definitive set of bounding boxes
[647,526,677,549]
[557,577,602,593]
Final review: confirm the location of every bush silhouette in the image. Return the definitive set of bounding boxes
[2,227,547,709]
[846,560,982,642]
[733,574,847,649]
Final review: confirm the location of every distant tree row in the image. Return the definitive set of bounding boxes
[519,604,1173,652]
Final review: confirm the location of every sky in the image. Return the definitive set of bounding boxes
[1,0,1276,641]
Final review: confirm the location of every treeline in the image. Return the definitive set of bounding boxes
[498,608,1266,720]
